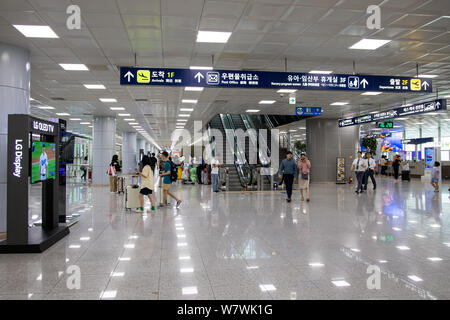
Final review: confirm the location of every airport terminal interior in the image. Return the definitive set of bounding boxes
[1,0,450,300]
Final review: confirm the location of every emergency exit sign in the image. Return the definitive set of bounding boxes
[377,121,394,128]
[289,97,296,104]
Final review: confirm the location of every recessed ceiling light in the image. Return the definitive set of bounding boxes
[129,122,138,125]
[177,119,188,122]
[349,39,391,50]
[415,234,426,238]
[289,130,297,132]
[110,107,125,111]
[13,25,59,38]
[182,99,198,104]
[246,109,260,113]
[185,87,204,91]
[30,98,35,101]
[308,262,324,267]
[259,100,276,104]
[180,108,194,112]
[309,70,333,74]
[179,114,191,117]
[100,98,117,103]
[59,63,89,71]
[84,84,105,89]
[392,227,402,231]
[80,122,90,125]
[396,245,410,250]
[38,106,55,110]
[378,260,388,263]
[277,89,297,93]
[118,113,131,117]
[124,119,135,121]
[408,275,423,282]
[427,257,442,261]
[101,290,117,299]
[259,284,276,292]
[418,74,438,78]
[332,280,351,287]
[331,102,349,106]
[362,92,382,95]
[56,113,70,116]
[189,66,213,70]
[69,118,81,121]
[196,31,231,43]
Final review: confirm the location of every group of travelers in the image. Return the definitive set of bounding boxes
[279,152,311,202]
[351,151,377,194]
[108,151,182,213]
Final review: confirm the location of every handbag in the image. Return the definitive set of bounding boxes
[301,172,309,180]
[108,165,116,176]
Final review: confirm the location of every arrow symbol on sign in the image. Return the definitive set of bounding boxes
[436,101,441,108]
[194,72,204,83]
[124,71,134,82]
[422,81,429,90]
[361,78,369,89]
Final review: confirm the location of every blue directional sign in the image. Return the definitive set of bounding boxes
[296,107,322,116]
[120,67,432,93]
[338,99,446,127]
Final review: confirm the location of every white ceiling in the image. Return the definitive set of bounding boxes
[1,0,449,147]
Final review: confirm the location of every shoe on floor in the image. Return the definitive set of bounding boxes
[176,200,182,208]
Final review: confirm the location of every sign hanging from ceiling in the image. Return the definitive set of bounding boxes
[120,67,433,93]
[402,137,434,145]
[338,99,446,127]
[296,107,322,116]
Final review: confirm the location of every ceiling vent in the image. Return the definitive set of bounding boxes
[87,64,109,71]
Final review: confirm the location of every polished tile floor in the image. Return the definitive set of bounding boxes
[1,177,450,300]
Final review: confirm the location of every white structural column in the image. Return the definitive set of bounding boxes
[92,117,116,185]
[137,138,146,159]
[145,142,151,154]
[0,43,30,233]
[122,132,137,174]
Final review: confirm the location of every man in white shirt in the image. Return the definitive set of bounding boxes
[40,143,48,181]
[363,152,377,191]
[351,151,367,194]
[211,155,222,193]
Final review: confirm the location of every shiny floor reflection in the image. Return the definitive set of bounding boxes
[1,177,450,300]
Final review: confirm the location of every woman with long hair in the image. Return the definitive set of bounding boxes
[135,155,156,212]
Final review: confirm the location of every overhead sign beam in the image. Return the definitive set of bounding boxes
[120,67,433,93]
[338,99,446,127]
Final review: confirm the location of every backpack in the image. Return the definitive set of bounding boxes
[169,160,178,182]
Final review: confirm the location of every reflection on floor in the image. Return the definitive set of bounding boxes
[1,177,450,300]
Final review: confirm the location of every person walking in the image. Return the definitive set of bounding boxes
[363,152,377,190]
[297,153,311,202]
[159,151,182,208]
[279,151,298,202]
[211,155,223,193]
[80,156,88,181]
[108,154,121,193]
[426,161,441,192]
[392,155,401,181]
[135,155,156,212]
[379,155,387,176]
[150,153,158,170]
[351,151,367,194]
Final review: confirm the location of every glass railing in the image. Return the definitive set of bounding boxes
[241,114,271,167]
[220,114,251,187]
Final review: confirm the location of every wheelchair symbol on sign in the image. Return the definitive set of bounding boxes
[348,76,360,89]
[207,72,220,85]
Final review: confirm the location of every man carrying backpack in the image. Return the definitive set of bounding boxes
[159,151,182,208]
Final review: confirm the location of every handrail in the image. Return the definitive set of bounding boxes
[241,114,270,166]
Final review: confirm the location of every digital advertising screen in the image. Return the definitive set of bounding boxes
[380,131,403,153]
[31,141,56,184]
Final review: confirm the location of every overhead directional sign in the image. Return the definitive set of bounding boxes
[120,67,433,93]
[338,99,446,127]
[402,137,434,145]
[296,107,322,116]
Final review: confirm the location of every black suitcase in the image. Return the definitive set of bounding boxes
[402,171,410,181]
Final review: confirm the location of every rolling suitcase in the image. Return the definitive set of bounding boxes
[117,176,126,194]
[402,171,410,181]
[125,176,141,210]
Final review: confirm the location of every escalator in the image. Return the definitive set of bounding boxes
[208,114,251,191]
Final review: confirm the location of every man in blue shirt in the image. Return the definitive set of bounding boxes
[279,151,298,202]
[159,151,182,208]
